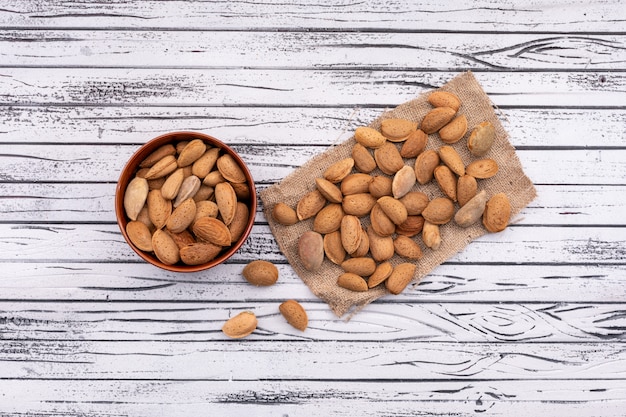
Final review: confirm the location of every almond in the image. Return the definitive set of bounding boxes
[192,216,232,247]
[194,200,219,224]
[179,242,222,265]
[323,230,346,265]
[421,197,455,225]
[175,141,189,155]
[298,230,325,271]
[352,143,377,173]
[439,115,468,144]
[421,107,456,134]
[352,226,370,258]
[296,189,327,221]
[367,261,393,288]
[368,175,393,199]
[222,311,257,339]
[366,226,394,262]
[151,228,180,265]
[354,126,387,149]
[337,272,368,292]
[370,203,396,237]
[242,260,279,286]
[422,221,442,250]
[414,149,440,185]
[315,178,343,204]
[341,257,377,277]
[231,182,251,202]
[166,229,196,249]
[374,141,404,175]
[126,221,153,252]
[457,175,478,207]
[434,165,457,201]
[123,177,149,221]
[323,157,354,183]
[380,118,417,142]
[191,147,220,179]
[136,206,155,232]
[468,121,496,156]
[340,215,363,254]
[392,165,416,199]
[217,153,247,184]
[341,173,373,196]
[272,202,299,226]
[455,190,488,228]
[228,201,250,243]
[147,189,172,229]
[160,168,185,200]
[177,139,207,167]
[279,300,308,331]
[399,191,429,215]
[342,193,376,217]
[377,196,408,226]
[140,144,176,168]
[483,192,511,233]
[427,91,461,111]
[144,154,178,180]
[393,235,423,260]
[215,181,237,225]
[466,159,499,179]
[173,175,201,208]
[400,129,428,158]
[203,170,225,187]
[438,145,465,177]
[312,203,344,234]
[166,198,197,234]
[396,215,425,237]
[385,263,417,295]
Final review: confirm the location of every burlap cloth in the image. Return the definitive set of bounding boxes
[260,71,537,317]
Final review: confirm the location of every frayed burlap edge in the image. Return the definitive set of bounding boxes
[260,71,537,317]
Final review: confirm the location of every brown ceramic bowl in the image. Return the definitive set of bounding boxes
[115,131,256,272]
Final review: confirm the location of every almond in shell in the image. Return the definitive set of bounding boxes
[370,203,396,237]
[166,229,196,249]
[222,311,257,339]
[374,141,404,175]
[180,242,222,265]
[427,91,461,111]
[341,257,377,277]
[315,178,343,204]
[144,155,179,180]
[177,139,207,167]
[393,235,423,260]
[367,226,394,262]
[466,159,499,179]
[483,192,511,233]
[396,215,425,237]
[352,143,377,173]
[340,215,363,254]
[421,197,455,225]
[422,221,442,250]
[194,200,219,224]
[421,107,456,134]
[380,118,417,142]
[377,196,408,226]
[367,261,393,288]
[342,193,376,217]
[368,176,393,199]
[414,149,440,185]
[468,121,496,156]
[312,203,344,234]
[399,191,429,215]
[296,189,327,221]
[439,114,468,144]
[354,126,387,149]
[126,221,153,252]
[140,144,176,168]
[174,175,201,208]
[152,228,180,265]
[191,147,220,179]
[392,165,417,199]
[215,181,237,225]
[272,202,299,226]
[352,226,370,258]
[438,145,465,177]
[324,158,354,183]
[323,230,346,265]
[434,165,457,202]
[298,231,324,271]
[455,190,488,228]
[160,168,185,200]
[279,300,308,331]
[385,263,417,295]
[337,272,368,292]
[228,201,250,243]
[457,175,478,207]
[243,260,279,286]
[341,173,373,196]
[400,129,428,158]
[192,216,232,247]
[123,177,149,221]
[166,198,197,234]
[217,153,247,184]
[203,170,225,187]
[147,189,172,229]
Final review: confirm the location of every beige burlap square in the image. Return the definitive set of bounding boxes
[260,71,537,317]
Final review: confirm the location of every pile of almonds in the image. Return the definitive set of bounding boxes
[122,138,253,266]
[271,91,512,295]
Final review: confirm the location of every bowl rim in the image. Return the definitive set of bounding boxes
[115,131,257,273]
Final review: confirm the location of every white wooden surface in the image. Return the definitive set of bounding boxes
[1,1,625,415]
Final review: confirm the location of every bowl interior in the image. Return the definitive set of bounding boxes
[115,131,256,272]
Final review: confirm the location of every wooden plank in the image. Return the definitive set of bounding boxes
[1,30,625,70]
[0,300,624,343]
[1,69,624,107]
[1,380,625,416]
[0,145,623,185]
[1,340,625,380]
[1,106,625,148]
[0,183,622,226]
[0,223,624,265]
[0,0,623,32]
[0,262,623,303]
